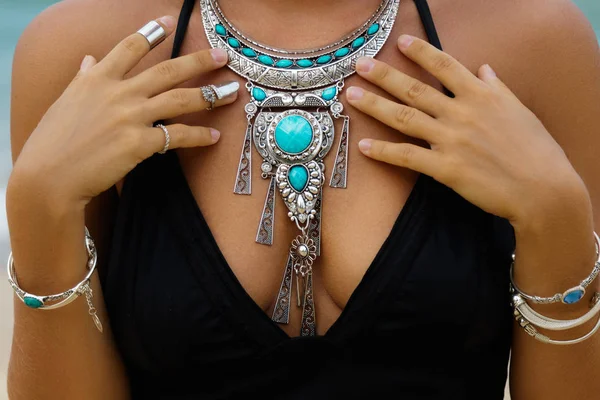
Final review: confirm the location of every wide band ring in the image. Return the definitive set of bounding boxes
[137,21,167,50]
[155,124,171,154]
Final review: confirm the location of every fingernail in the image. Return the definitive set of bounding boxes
[359,139,372,153]
[483,64,497,78]
[346,87,364,101]
[356,57,375,73]
[157,16,177,31]
[80,55,93,70]
[211,81,240,99]
[210,48,228,63]
[398,35,415,50]
[210,128,221,142]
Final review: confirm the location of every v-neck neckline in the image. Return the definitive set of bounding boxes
[164,151,432,346]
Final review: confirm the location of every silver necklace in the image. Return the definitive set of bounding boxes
[200,0,401,336]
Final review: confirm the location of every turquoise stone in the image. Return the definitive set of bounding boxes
[227,37,241,48]
[564,289,585,304]
[24,296,43,309]
[335,47,350,57]
[316,55,332,64]
[215,24,227,36]
[258,55,275,65]
[275,59,293,68]
[321,87,337,101]
[288,165,309,192]
[242,48,257,58]
[352,37,366,48]
[297,59,314,68]
[275,115,313,154]
[252,87,267,102]
[367,23,380,35]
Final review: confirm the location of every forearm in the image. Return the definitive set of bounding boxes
[509,183,600,399]
[6,175,129,400]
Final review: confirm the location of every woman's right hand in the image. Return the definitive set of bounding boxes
[9,16,237,209]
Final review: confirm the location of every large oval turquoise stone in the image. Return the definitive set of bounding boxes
[297,59,314,68]
[352,37,366,48]
[252,87,267,102]
[367,23,380,35]
[321,87,337,101]
[316,55,332,64]
[288,165,309,192]
[215,24,227,36]
[275,115,313,154]
[564,289,585,304]
[242,48,257,58]
[275,59,293,68]
[227,37,241,48]
[335,47,350,57]
[258,55,274,65]
[24,296,43,309]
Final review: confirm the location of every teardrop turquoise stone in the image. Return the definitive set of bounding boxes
[275,115,314,154]
[252,87,267,102]
[297,59,314,68]
[321,87,337,101]
[352,37,366,48]
[288,165,309,192]
[242,48,257,57]
[258,55,274,65]
[335,48,350,57]
[316,55,332,64]
[24,296,43,309]
[275,59,293,68]
[215,24,227,36]
[367,23,380,35]
[227,37,241,48]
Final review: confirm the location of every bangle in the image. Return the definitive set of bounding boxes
[510,231,600,305]
[6,227,103,333]
[512,293,600,345]
[512,292,600,331]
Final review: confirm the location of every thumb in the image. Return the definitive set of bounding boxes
[478,64,511,92]
[79,55,98,73]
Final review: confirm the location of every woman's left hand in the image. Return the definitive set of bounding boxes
[347,34,589,225]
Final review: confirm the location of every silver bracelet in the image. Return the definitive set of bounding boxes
[510,231,600,305]
[513,293,600,345]
[512,292,600,331]
[6,227,103,333]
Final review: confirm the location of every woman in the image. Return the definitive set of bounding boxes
[6,0,600,398]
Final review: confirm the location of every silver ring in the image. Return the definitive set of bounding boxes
[155,124,170,154]
[201,86,217,110]
[137,21,166,50]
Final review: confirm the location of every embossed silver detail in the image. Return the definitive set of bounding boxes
[255,175,276,245]
[301,272,316,337]
[276,162,323,222]
[330,115,350,188]
[201,0,401,90]
[271,253,294,324]
[233,122,253,194]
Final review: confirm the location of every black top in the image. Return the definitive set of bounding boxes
[103,0,515,398]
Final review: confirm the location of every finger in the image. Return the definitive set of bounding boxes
[397,35,482,94]
[79,55,98,73]
[129,48,229,96]
[355,57,452,116]
[358,140,442,177]
[144,82,239,120]
[97,16,177,78]
[346,86,442,143]
[143,123,221,155]
[478,64,515,96]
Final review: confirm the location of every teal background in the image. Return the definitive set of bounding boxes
[0,1,598,398]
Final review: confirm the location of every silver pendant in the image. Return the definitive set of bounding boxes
[255,175,276,245]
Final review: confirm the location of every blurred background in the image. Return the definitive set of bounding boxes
[0,1,598,399]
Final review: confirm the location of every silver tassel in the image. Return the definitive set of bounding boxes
[300,272,316,337]
[271,253,294,324]
[233,121,253,195]
[255,175,276,245]
[329,115,350,189]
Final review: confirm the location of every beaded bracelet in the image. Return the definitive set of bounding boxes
[510,231,600,305]
[6,227,103,332]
